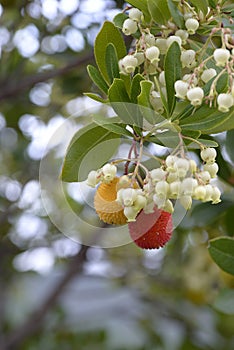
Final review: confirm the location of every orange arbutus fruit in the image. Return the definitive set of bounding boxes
[128,206,173,249]
[94,177,127,225]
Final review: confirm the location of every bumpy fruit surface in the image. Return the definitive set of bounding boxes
[94,177,127,225]
[128,206,173,249]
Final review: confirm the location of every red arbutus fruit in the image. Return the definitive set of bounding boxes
[128,206,173,249]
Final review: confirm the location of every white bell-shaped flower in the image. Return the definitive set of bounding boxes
[185,18,199,35]
[122,18,138,35]
[87,170,98,187]
[217,93,234,113]
[200,147,217,164]
[120,55,138,74]
[201,68,217,83]
[128,8,143,22]
[102,163,117,182]
[187,87,204,106]
[203,163,219,178]
[181,49,196,68]
[174,80,189,99]
[145,46,160,64]
[213,48,230,67]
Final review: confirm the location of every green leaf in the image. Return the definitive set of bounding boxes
[127,0,151,21]
[137,80,157,125]
[113,13,128,29]
[87,65,109,94]
[180,105,232,133]
[208,0,218,9]
[167,0,184,28]
[61,123,120,182]
[216,72,229,94]
[94,21,126,83]
[226,130,234,163]
[93,115,133,137]
[105,43,120,84]
[190,0,208,14]
[165,42,182,116]
[84,93,108,104]
[208,237,234,275]
[147,0,171,25]
[130,73,145,103]
[108,78,142,125]
[213,289,234,315]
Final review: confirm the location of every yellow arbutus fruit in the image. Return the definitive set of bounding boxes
[94,177,127,225]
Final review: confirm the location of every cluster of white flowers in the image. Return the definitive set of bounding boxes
[86,147,221,223]
[86,163,117,187]
[118,7,234,113]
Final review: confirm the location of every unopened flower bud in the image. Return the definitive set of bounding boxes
[198,171,211,184]
[174,158,190,178]
[187,87,204,106]
[185,18,199,35]
[128,8,143,22]
[203,163,219,178]
[155,180,169,198]
[87,170,99,187]
[175,29,189,44]
[180,195,192,210]
[150,168,167,183]
[134,52,145,65]
[181,178,198,195]
[200,147,217,164]
[211,186,221,204]
[214,48,230,67]
[201,68,217,83]
[189,159,197,173]
[169,181,181,199]
[122,18,138,35]
[145,46,160,64]
[145,33,156,46]
[163,199,174,214]
[175,80,189,99]
[155,38,167,54]
[193,185,206,200]
[159,71,166,86]
[181,49,196,68]
[217,93,234,113]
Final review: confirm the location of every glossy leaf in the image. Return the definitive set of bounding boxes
[113,13,128,29]
[208,237,234,275]
[105,43,120,83]
[168,0,184,28]
[180,106,232,133]
[87,65,109,94]
[147,0,171,25]
[165,42,182,116]
[84,93,108,103]
[225,130,234,163]
[94,21,126,83]
[108,79,142,125]
[190,0,208,14]
[130,73,145,103]
[61,123,120,182]
[93,115,133,137]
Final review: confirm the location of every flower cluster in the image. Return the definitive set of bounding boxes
[86,147,221,224]
[118,7,234,113]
